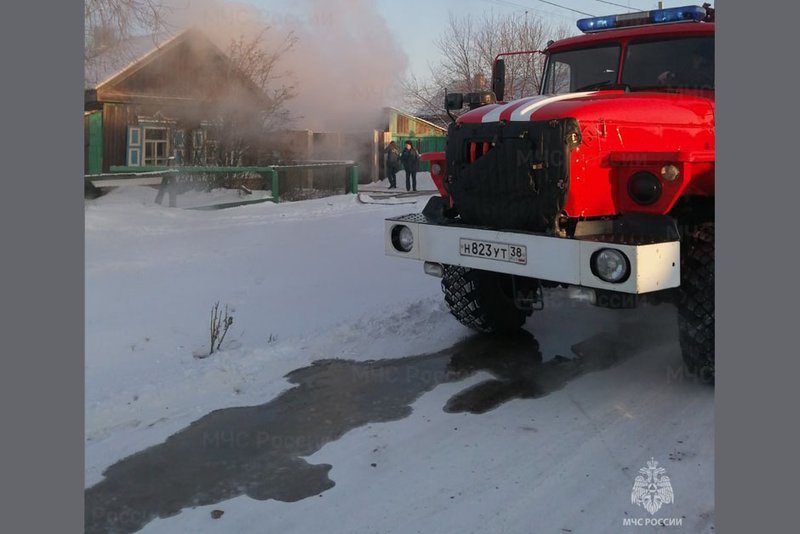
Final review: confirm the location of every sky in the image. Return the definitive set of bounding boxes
[244,0,702,82]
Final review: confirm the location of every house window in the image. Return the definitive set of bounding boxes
[129,128,140,146]
[143,127,170,166]
[191,129,207,165]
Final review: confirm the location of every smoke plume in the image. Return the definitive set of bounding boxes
[165,0,408,132]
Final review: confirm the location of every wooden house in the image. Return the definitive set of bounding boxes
[385,107,446,143]
[84,29,267,174]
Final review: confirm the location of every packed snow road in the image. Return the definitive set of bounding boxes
[85,181,713,533]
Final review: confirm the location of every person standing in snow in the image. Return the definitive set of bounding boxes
[400,140,420,192]
[384,140,401,189]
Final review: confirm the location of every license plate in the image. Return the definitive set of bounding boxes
[459,238,527,265]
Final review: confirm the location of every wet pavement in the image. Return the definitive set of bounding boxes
[85,320,663,534]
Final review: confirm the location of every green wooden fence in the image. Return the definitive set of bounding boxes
[88,162,359,204]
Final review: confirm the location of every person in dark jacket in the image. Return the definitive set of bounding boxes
[400,141,420,192]
[384,140,401,189]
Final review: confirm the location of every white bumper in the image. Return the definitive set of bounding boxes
[385,214,680,294]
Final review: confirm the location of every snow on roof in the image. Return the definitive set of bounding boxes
[84,31,182,90]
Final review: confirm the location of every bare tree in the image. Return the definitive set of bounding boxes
[403,12,571,119]
[225,28,298,131]
[401,74,451,129]
[208,28,299,166]
[433,13,481,94]
[84,0,170,63]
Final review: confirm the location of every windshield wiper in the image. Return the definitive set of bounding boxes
[573,80,630,92]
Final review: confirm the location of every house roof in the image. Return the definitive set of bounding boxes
[85,28,269,109]
[85,32,179,90]
[385,107,447,133]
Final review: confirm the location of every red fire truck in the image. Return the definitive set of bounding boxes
[385,5,715,380]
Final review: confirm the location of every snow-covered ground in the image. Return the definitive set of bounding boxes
[85,176,714,533]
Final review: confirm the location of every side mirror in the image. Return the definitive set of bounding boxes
[492,58,505,102]
[444,92,464,111]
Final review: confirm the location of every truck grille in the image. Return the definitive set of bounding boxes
[445,118,580,232]
[466,141,494,163]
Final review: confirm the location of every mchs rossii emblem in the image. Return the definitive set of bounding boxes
[631,458,674,515]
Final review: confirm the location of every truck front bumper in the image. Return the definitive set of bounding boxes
[385,214,680,294]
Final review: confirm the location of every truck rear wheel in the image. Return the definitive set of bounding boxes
[441,265,526,334]
[678,223,714,382]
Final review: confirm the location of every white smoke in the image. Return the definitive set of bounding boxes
[164,0,408,132]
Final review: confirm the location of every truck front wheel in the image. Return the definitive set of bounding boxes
[441,265,527,334]
[678,223,715,382]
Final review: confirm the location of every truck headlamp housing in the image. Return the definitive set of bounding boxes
[628,171,662,205]
[591,248,631,283]
[391,225,414,252]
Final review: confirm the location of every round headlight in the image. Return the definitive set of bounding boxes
[431,163,442,176]
[660,164,680,182]
[627,171,662,205]
[591,248,630,283]
[391,225,414,252]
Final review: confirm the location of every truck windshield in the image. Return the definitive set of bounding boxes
[542,36,713,94]
[621,37,713,90]
[542,44,620,94]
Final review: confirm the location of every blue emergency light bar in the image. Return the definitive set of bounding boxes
[577,5,708,33]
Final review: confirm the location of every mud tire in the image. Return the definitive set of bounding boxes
[678,223,714,383]
[441,265,526,334]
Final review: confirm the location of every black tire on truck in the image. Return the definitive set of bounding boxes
[677,223,715,382]
[441,265,526,334]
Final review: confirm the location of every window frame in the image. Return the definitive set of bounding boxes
[142,126,170,167]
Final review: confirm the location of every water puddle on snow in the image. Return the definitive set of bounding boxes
[85,321,665,534]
